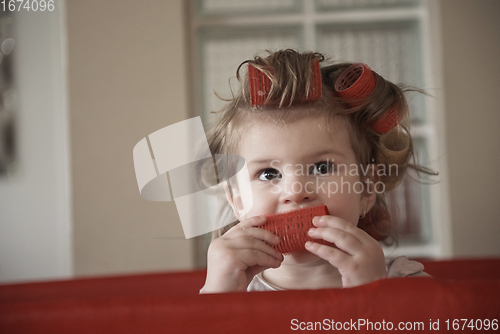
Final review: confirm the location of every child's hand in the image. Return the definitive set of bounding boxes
[305,215,386,288]
[201,216,284,293]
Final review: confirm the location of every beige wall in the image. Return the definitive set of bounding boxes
[67,0,194,276]
[440,0,500,257]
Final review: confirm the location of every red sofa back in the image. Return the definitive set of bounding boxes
[1,258,499,333]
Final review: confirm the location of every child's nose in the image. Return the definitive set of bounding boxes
[281,174,316,204]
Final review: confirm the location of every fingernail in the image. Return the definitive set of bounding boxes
[305,241,313,248]
[313,216,322,226]
[308,228,315,235]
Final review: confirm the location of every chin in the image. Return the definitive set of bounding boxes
[284,250,323,264]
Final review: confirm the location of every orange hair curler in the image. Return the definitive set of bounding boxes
[248,64,272,106]
[371,105,399,134]
[335,63,400,134]
[259,205,331,254]
[248,59,322,106]
[335,63,376,102]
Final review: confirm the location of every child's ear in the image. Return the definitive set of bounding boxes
[362,164,379,213]
[222,182,245,221]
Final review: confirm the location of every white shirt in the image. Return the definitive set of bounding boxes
[247,256,428,292]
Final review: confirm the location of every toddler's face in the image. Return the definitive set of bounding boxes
[229,114,373,228]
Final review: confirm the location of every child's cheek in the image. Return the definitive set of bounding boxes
[313,174,360,196]
[241,183,279,218]
[319,175,364,225]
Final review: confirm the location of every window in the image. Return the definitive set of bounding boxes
[188,0,450,266]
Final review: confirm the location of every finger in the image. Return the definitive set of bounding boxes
[241,227,282,246]
[238,215,268,228]
[313,216,367,244]
[231,236,284,261]
[305,241,351,268]
[224,215,267,236]
[308,227,363,255]
[225,225,281,246]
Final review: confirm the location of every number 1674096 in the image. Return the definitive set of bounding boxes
[2,0,55,12]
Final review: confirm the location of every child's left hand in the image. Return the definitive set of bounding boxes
[305,215,387,288]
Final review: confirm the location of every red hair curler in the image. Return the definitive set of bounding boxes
[259,205,331,254]
[248,64,272,106]
[248,59,322,106]
[335,63,376,102]
[335,63,400,134]
[371,105,399,134]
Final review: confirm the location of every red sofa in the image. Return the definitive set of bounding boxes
[1,258,499,333]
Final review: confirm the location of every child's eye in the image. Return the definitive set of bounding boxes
[310,161,335,176]
[257,168,282,181]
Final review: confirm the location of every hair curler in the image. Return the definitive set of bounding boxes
[248,59,322,106]
[259,205,331,254]
[248,64,272,106]
[334,63,400,134]
[335,63,376,102]
[371,105,399,134]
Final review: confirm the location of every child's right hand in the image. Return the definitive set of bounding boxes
[201,216,284,293]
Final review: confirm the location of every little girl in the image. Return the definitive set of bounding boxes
[200,49,432,294]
